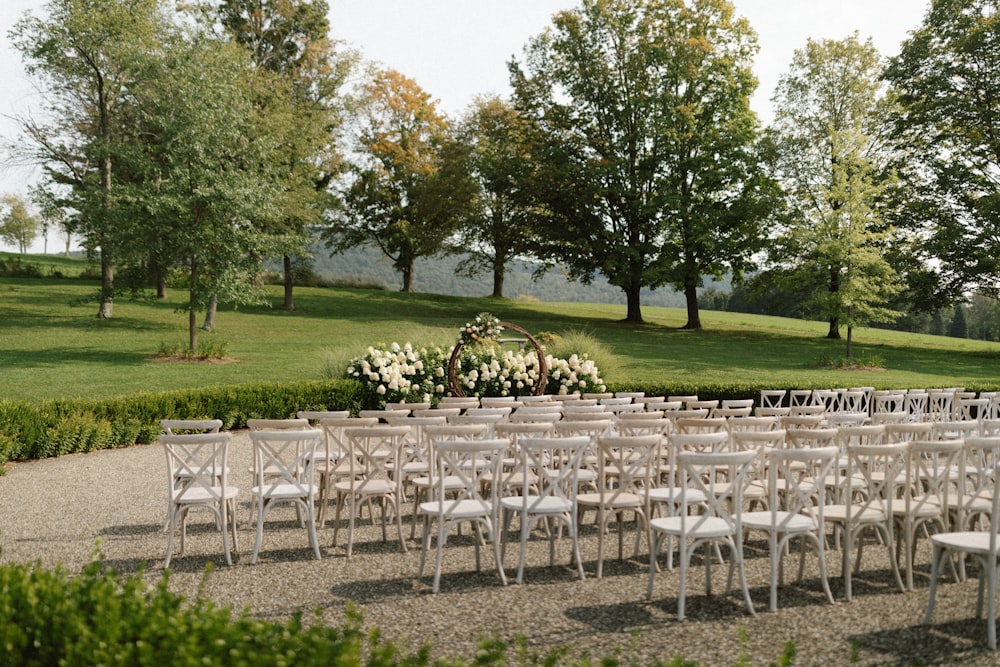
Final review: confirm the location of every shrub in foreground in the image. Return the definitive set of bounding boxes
[0,554,798,667]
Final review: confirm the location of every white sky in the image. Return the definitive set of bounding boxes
[0,0,930,253]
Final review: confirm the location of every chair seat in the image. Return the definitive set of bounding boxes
[824,503,887,523]
[176,486,239,504]
[645,486,707,505]
[650,515,734,539]
[499,495,573,514]
[931,531,995,556]
[576,491,644,510]
[411,475,466,491]
[253,483,317,500]
[740,510,815,533]
[419,499,493,519]
[333,479,394,495]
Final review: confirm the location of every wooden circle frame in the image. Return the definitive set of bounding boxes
[447,321,548,397]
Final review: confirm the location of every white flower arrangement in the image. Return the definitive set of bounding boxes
[459,312,503,346]
[347,341,605,407]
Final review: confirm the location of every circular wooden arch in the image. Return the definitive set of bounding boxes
[447,321,548,397]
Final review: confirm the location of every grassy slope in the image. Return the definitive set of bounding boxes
[3,264,999,403]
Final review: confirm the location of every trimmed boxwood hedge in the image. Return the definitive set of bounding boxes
[0,379,362,470]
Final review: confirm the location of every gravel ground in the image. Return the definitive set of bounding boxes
[0,432,995,666]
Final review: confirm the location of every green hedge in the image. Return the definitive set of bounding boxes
[0,380,362,470]
[0,554,796,667]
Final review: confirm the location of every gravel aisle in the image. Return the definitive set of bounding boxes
[0,434,993,666]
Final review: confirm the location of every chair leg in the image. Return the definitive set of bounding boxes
[647,530,661,600]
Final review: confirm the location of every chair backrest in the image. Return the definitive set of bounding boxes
[316,416,378,464]
[387,401,430,411]
[677,449,756,530]
[688,399,719,412]
[785,427,839,449]
[789,404,826,417]
[906,439,963,520]
[517,436,590,512]
[553,419,612,439]
[160,419,222,435]
[841,443,908,515]
[755,406,791,417]
[247,418,310,431]
[927,390,956,422]
[905,391,928,421]
[464,407,514,419]
[595,435,661,498]
[644,400,683,412]
[341,425,410,493]
[432,438,508,517]
[675,416,727,434]
[509,409,563,423]
[479,397,522,409]
[812,389,841,412]
[884,421,933,444]
[714,407,753,419]
[615,391,646,399]
[416,407,461,418]
[731,429,786,452]
[296,410,350,422]
[161,432,232,502]
[667,395,699,407]
[960,437,1000,531]
[837,425,885,449]
[495,421,555,442]
[788,389,812,407]
[872,393,905,415]
[766,445,838,529]
[958,398,990,424]
[669,430,730,454]
[729,416,780,434]
[438,397,480,410]
[760,390,787,409]
[617,412,669,437]
[931,421,980,441]
[563,404,608,415]
[250,428,323,497]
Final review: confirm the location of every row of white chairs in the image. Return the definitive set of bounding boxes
[158,410,1000,649]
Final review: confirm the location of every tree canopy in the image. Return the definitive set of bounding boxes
[326,68,474,292]
[758,34,901,352]
[510,0,771,325]
[884,0,1000,300]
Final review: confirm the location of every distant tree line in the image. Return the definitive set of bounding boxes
[5,0,999,359]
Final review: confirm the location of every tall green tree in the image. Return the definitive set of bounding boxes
[117,27,283,353]
[9,0,168,318]
[509,0,770,325]
[327,68,473,292]
[218,0,353,311]
[0,194,39,253]
[760,34,901,352]
[884,0,1000,301]
[453,95,543,298]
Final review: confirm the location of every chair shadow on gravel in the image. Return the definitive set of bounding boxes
[850,620,990,665]
[329,576,421,602]
[565,601,655,631]
[100,522,161,537]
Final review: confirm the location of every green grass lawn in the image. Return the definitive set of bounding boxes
[2,265,1000,402]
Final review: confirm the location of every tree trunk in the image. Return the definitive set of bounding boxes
[188,254,199,354]
[202,294,217,331]
[624,284,643,323]
[846,325,854,361]
[827,318,841,339]
[827,264,840,338]
[97,247,114,319]
[156,269,167,299]
[283,254,294,310]
[682,283,702,330]
[64,230,71,257]
[492,257,504,298]
[401,261,414,292]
